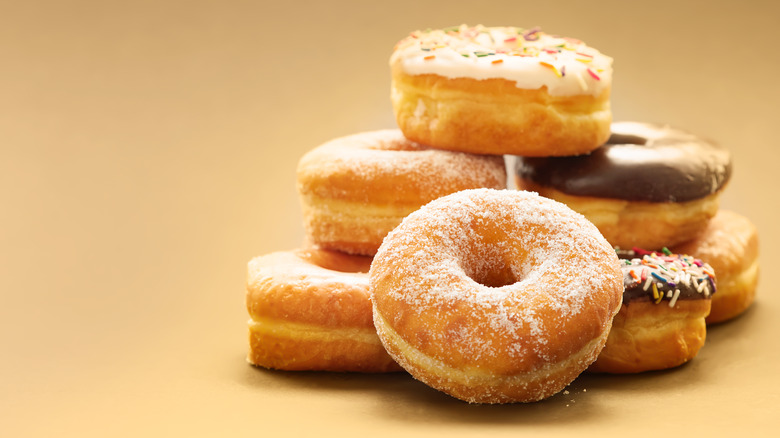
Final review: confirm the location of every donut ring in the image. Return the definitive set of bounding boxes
[672,210,760,324]
[390,24,613,156]
[370,189,623,403]
[297,129,507,256]
[246,248,401,372]
[589,249,715,373]
[515,121,732,249]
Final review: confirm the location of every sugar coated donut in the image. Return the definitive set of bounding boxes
[390,24,613,156]
[672,210,759,324]
[246,247,401,372]
[297,129,507,256]
[515,121,732,249]
[589,249,715,373]
[370,189,623,403]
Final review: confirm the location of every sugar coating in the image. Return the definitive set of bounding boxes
[371,188,622,362]
[682,210,754,261]
[298,129,507,199]
[248,250,369,289]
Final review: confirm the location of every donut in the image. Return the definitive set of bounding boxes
[672,210,759,324]
[246,247,401,372]
[390,24,613,156]
[297,129,507,256]
[370,189,624,403]
[589,249,715,373]
[515,121,732,249]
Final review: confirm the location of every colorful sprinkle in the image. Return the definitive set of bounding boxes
[651,272,667,283]
[669,289,681,307]
[652,283,662,303]
[587,68,601,80]
[539,61,562,77]
[522,27,541,41]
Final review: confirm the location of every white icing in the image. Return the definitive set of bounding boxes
[391,24,613,97]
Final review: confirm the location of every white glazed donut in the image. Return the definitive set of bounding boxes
[390,24,613,156]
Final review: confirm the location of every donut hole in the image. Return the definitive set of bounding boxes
[370,137,426,152]
[460,243,519,288]
[298,249,372,274]
[607,133,646,146]
[467,265,518,288]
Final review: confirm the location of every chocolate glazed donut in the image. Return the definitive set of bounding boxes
[514,122,733,248]
[588,248,716,373]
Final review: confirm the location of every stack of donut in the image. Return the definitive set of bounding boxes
[248,131,508,373]
[246,24,759,403]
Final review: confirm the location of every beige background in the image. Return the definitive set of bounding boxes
[2,0,778,436]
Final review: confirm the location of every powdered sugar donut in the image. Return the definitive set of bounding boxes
[370,189,623,403]
[297,129,507,256]
[672,210,759,324]
[246,248,401,372]
[390,24,613,156]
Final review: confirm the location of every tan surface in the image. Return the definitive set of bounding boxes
[1,0,778,436]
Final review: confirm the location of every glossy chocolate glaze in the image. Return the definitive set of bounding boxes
[515,122,732,202]
[616,249,716,306]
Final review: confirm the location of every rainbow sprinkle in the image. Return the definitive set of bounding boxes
[617,248,716,307]
[539,61,562,77]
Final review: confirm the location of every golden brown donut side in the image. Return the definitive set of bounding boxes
[515,179,722,249]
[391,67,611,156]
[297,129,507,256]
[588,299,710,373]
[246,248,401,373]
[370,189,624,403]
[374,311,610,403]
[672,210,760,324]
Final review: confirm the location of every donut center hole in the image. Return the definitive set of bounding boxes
[303,251,371,274]
[374,138,426,152]
[607,133,647,145]
[463,254,518,288]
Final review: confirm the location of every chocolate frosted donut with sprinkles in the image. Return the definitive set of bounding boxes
[390,24,613,156]
[589,248,716,374]
[515,121,732,249]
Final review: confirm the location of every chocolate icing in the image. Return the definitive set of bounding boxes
[616,249,716,306]
[515,122,732,202]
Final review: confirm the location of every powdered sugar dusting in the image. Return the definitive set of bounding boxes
[681,210,754,261]
[249,250,369,290]
[370,189,622,363]
[298,129,507,198]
